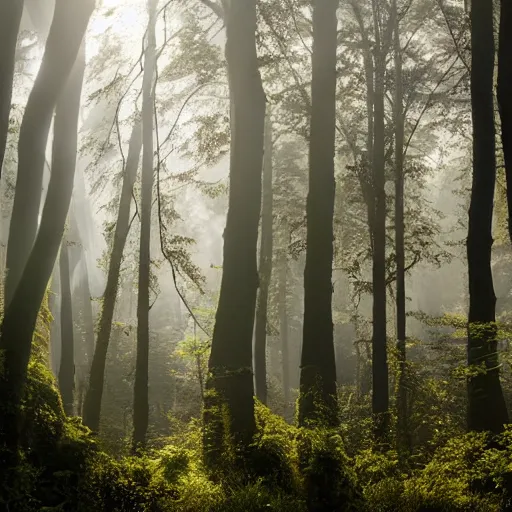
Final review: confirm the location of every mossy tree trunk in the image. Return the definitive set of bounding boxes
[467,0,509,434]
[0,33,88,458]
[0,0,24,178]
[5,0,93,307]
[133,0,157,453]
[203,0,266,465]
[254,109,274,406]
[83,120,142,432]
[298,0,339,427]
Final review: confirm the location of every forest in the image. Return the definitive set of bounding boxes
[1,0,512,510]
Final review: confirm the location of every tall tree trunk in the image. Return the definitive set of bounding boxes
[83,120,142,432]
[5,0,93,306]
[298,0,339,427]
[0,36,87,458]
[133,0,157,453]
[393,0,409,456]
[49,263,61,375]
[203,0,266,464]
[498,0,512,244]
[59,238,75,416]
[0,0,24,178]
[467,0,509,434]
[278,245,290,412]
[371,0,389,440]
[254,109,273,405]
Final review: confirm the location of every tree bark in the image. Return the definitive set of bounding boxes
[278,245,290,412]
[467,0,509,434]
[203,0,266,463]
[83,120,142,432]
[371,0,389,440]
[393,0,409,456]
[0,0,24,179]
[298,0,339,427]
[5,0,93,307]
[133,0,157,453]
[59,239,75,416]
[0,36,87,457]
[498,0,512,244]
[254,109,273,405]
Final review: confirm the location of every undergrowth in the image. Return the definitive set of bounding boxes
[2,362,512,511]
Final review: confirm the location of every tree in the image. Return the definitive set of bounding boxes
[83,120,142,433]
[498,0,512,243]
[58,238,75,416]
[133,0,157,452]
[202,0,266,460]
[254,109,274,405]
[298,0,339,427]
[393,0,408,455]
[5,0,94,306]
[370,0,393,440]
[278,240,291,411]
[466,0,509,433]
[0,21,89,456]
[0,0,24,178]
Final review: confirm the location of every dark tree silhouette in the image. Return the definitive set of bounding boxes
[467,0,509,433]
[298,0,339,427]
[83,120,142,433]
[203,0,266,461]
[58,238,75,416]
[133,0,157,453]
[5,0,94,306]
[0,29,88,456]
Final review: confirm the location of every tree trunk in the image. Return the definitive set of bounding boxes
[5,0,93,306]
[0,36,87,458]
[49,263,61,375]
[203,0,266,464]
[82,120,142,432]
[298,0,339,427]
[498,0,512,244]
[371,0,389,440]
[393,0,409,456]
[467,0,509,434]
[0,0,24,178]
[59,239,75,416]
[133,0,157,453]
[254,109,273,405]
[278,246,290,412]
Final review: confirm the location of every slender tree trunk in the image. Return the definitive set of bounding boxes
[49,263,61,375]
[278,246,290,412]
[59,239,75,416]
[371,0,389,440]
[203,0,266,464]
[0,0,24,178]
[498,0,512,244]
[0,37,87,458]
[298,0,339,427]
[467,0,509,434]
[83,120,142,432]
[5,0,93,306]
[254,109,274,405]
[393,0,409,455]
[133,0,157,453]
